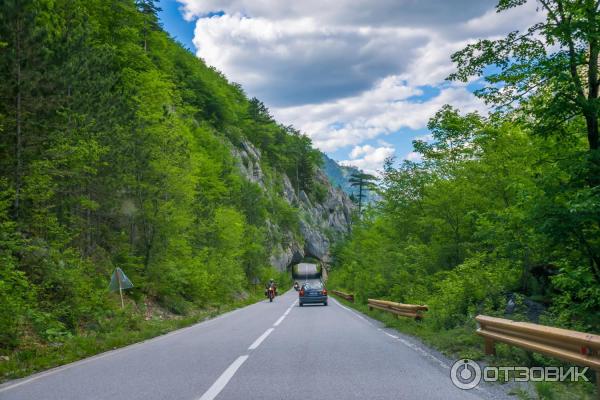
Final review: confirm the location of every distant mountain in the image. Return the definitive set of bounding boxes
[321,154,378,204]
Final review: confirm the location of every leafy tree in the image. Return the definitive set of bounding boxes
[449,0,600,288]
[449,0,600,151]
[331,105,600,332]
[0,0,327,354]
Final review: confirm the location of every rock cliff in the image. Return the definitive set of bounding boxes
[232,139,353,271]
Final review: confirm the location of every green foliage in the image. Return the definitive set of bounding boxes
[0,261,31,349]
[0,294,263,382]
[349,172,378,214]
[427,256,518,329]
[329,3,600,396]
[0,0,322,361]
[311,182,328,204]
[448,0,600,150]
[332,105,600,335]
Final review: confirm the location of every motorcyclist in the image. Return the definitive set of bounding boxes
[293,281,300,291]
[265,279,277,296]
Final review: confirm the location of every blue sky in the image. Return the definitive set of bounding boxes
[158,0,195,50]
[158,0,540,173]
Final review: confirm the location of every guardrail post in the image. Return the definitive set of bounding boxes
[484,337,496,356]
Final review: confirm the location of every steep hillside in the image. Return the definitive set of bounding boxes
[0,0,351,356]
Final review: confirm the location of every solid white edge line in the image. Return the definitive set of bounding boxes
[248,328,274,350]
[197,355,248,400]
[0,298,258,393]
[331,298,373,325]
[331,296,488,391]
[1,293,297,394]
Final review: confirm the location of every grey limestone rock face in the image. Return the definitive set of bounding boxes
[300,220,330,262]
[232,139,265,188]
[231,140,354,271]
[269,240,304,271]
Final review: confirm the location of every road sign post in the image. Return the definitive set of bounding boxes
[109,267,134,309]
[119,272,124,309]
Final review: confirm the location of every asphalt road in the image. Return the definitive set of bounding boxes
[0,290,506,400]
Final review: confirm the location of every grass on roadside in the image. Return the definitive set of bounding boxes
[0,292,264,383]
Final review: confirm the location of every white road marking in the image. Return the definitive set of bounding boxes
[393,336,449,370]
[1,293,297,396]
[197,355,248,400]
[274,298,298,326]
[0,300,247,393]
[331,298,458,372]
[248,328,274,350]
[332,298,375,326]
[197,294,297,399]
[273,315,286,326]
[0,349,119,393]
[384,332,399,339]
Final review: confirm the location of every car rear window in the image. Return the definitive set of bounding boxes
[304,282,323,290]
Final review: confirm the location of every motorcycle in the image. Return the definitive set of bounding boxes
[293,282,300,291]
[267,286,275,302]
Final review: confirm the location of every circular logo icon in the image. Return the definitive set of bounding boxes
[450,359,482,390]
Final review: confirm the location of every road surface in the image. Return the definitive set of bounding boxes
[0,290,506,400]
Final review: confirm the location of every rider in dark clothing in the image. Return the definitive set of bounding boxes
[265,279,277,296]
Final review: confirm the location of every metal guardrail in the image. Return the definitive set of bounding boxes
[477,315,600,394]
[368,299,428,320]
[331,290,354,302]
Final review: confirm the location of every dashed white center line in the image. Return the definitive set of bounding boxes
[197,355,248,400]
[248,328,274,350]
[198,298,296,398]
[273,315,286,326]
[279,300,297,321]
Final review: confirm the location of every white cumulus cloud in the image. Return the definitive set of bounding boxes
[404,151,422,162]
[341,145,396,175]
[177,0,543,170]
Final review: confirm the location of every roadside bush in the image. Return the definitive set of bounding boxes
[426,255,519,329]
[0,259,32,349]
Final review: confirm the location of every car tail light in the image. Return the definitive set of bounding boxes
[299,290,304,296]
[322,289,327,295]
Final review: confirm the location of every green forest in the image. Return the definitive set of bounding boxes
[0,0,324,377]
[330,2,600,395]
[2,0,600,396]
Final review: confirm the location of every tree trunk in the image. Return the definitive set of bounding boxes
[585,113,598,150]
[358,181,363,214]
[14,18,23,219]
[586,2,599,151]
